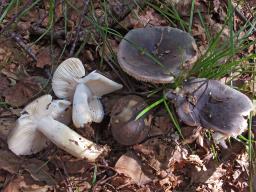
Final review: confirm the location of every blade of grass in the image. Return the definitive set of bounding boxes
[163,98,183,138]
[135,98,165,120]
[92,165,97,185]
[248,112,254,192]
[32,0,55,45]
[188,0,195,33]
[0,0,17,24]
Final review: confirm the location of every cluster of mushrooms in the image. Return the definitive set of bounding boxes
[7,58,123,162]
[7,26,253,162]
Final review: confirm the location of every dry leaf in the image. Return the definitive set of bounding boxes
[0,149,22,174]
[120,7,167,29]
[115,152,152,186]
[134,138,182,170]
[0,150,55,185]
[0,117,16,141]
[36,48,51,68]
[0,74,9,96]
[3,176,50,192]
[3,76,44,107]
[23,158,56,186]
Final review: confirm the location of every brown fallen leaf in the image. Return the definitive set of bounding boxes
[23,158,56,186]
[36,48,51,68]
[134,138,183,170]
[0,74,9,96]
[0,149,22,174]
[3,175,51,192]
[0,117,16,141]
[115,151,152,186]
[120,7,167,29]
[3,76,45,107]
[55,155,91,174]
[0,150,55,185]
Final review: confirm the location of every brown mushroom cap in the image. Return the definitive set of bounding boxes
[117,26,198,83]
[110,95,150,146]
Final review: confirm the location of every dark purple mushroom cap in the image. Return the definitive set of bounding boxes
[117,26,198,83]
[110,95,150,146]
[166,78,253,137]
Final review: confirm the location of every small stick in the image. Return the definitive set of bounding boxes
[69,0,90,56]
[10,32,37,61]
[30,25,65,39]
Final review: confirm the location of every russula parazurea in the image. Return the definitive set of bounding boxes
[7,95,108,161]
[117,26,198,83]
[166,78,253,147]
[110,95,150,145]
[52,58,123,128]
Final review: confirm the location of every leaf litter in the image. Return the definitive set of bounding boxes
[0,0,254,191]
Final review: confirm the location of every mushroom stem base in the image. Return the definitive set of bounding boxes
[38,117,109,161]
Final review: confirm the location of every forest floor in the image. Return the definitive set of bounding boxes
[0,0,256,191]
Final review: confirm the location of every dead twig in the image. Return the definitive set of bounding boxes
[10,32,37,61]
[54,155,73,192]
[69,0,90,56]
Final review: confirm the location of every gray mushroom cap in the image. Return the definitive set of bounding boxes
[117,26,198,83]
[166,78,253,137]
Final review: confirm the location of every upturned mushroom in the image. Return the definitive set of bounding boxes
[117,26,198,83]
[166,78,253,147]
[7,95,108,161]
[52,58,123,128]
[110,95,151,145]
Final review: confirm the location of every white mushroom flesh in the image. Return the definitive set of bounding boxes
[89,97,104,123]
[7,114,49,155]
[72,83,94,128]
[37,117,107,161]
[49,99,72,125]
[52,58,123,128]
[82,70,123,97]
[8,94,108,161]
[52,58,85,99]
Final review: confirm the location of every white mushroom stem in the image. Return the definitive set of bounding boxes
[73,83,93,128]
[37,116,108,161]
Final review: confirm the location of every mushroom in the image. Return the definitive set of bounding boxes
[7,95,108,161]
[117,26,198,83]
[166,78,253,147]
[52,58,123,128]
[48,99,72,125]
[110,95,151,145]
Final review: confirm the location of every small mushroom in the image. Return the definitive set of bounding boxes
[117,26,197,83]
[166,78,253,146]
[8,95,108,161]
[52,58,123,128]
[110,95,150,145]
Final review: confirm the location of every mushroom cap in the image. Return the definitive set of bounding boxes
[110,95,150,145]
[167,78,253,136]
[117,26,198,83]
[7,95,71,155]
[7,114,49,155]
[52,58,85,99]
[82,70,123,97]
